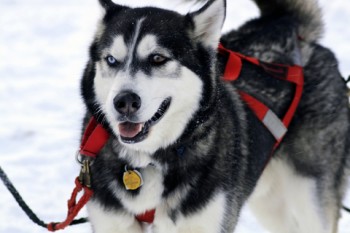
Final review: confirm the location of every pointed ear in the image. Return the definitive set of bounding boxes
[188,0,226,49]
[98,0,115,10]
[98,0,125,12]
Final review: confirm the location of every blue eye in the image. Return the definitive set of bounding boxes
[106,55,117,66]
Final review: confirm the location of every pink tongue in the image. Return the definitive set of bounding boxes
[119,122,142,138]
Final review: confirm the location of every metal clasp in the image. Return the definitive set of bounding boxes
[78,159,92,188]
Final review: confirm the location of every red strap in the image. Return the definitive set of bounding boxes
[219,44,304,150]
[47,178,93,232]
[80,117,98,147]
[233,51,260,66]
[79,117,110,158]
[280,67,304,130]
[135,209,156,224]
[218,44,242,81]
[239,91,269,121]
[286,66,304,85]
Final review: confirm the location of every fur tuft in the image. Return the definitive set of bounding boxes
[252,0,324,41]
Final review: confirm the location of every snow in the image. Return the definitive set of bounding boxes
[0,0,349,232]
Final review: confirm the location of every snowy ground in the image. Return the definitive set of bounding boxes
[0,0,349,233]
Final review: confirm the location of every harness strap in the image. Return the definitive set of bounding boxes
[219,45,242,81]
[218,44,259,82]
[219,44,304,149]
[80,117,110,158]
[239,91,287,141]
[281,66,304,127]
[135,209,156,224]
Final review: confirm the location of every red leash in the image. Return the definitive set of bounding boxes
[48,118,155,231]
[47,118,109,231]
[47,178,93,231]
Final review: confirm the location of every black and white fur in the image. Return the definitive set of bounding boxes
[80,0,350,232]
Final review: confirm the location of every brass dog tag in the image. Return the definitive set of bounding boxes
[123,169,143,190]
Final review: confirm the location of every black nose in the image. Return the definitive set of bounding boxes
[113,91,141,115]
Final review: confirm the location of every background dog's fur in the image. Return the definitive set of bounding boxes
[80,0,350,232]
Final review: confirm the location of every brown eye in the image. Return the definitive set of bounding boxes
[149,54,168,65]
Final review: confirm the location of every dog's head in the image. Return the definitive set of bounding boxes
[81,0,226,153]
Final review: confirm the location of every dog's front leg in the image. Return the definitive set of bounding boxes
[152,193,229,233]
[151,206,177,233]
[87,200,143,233]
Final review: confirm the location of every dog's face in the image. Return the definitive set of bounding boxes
[83,0,225,153]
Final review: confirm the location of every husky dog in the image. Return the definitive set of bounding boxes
[80,0,350,232]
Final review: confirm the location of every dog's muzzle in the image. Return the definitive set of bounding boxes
[116,96,172,144]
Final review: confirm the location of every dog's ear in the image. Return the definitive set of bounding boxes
[98,0,114,9]
[187,0,226,49]
[98,0,126,13]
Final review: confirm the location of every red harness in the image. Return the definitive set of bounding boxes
[218,44,304,149]
[48,45,303,231]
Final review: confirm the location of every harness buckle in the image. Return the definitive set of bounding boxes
[78,159,92,188]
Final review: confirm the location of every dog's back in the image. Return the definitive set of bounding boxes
[220,0,350,232]
[187,0,350,231]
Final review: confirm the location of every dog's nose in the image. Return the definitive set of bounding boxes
[113,91,141,115]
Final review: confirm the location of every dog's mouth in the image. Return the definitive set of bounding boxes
[118,97,172,144]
